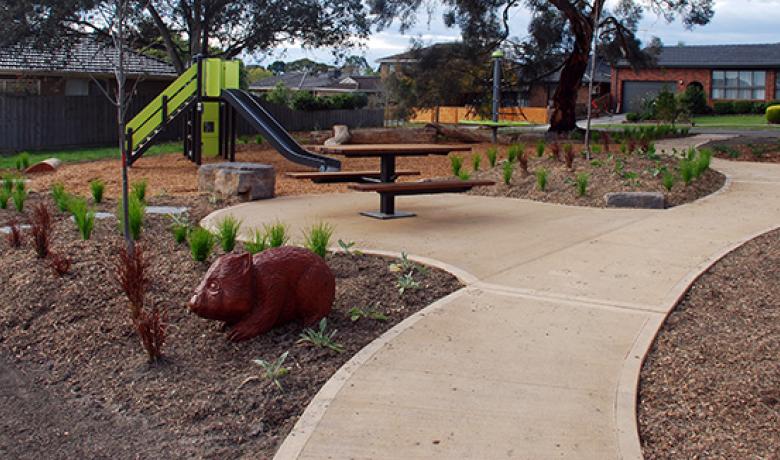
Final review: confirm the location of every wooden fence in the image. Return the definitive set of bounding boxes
[238,100,385,134]
[409,106,550,125]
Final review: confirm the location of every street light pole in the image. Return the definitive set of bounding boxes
[491,49,504,144]
[584,6,601,161]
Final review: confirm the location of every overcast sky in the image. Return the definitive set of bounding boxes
[251,0,780,67]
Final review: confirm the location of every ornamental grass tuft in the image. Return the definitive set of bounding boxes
[486,146,498,167]
[188,227,216,262]
[536,168,549,191]
[89,179,105,204]
[215,215,242,252]
[303,222,335,258]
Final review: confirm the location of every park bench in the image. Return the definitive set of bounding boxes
[286,170,420,184]
[349,179,495,219]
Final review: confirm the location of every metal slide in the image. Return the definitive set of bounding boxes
[221,89,341,171]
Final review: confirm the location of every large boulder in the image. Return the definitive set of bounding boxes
[604,192,665,209]
[198,162,275,201]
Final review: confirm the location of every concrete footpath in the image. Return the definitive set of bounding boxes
[203,139,780,459]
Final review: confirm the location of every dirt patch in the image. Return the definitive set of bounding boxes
[464,144,725,208]
[638,228,780,458]
[703,136,780,163]
[0,194,462,459]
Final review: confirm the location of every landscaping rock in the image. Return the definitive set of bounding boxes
[324,124,351,146]
[145,206,188,216]
[25,158,62,174]
[604,192,665,209]
[198,162,275,201]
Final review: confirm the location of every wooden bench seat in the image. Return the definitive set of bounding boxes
[286,170,420,183]
[349,179,494,196]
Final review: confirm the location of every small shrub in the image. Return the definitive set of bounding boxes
[590,145,602,156]
[264,222,289,248]
[507,144,522,163]
[188,227,216,262]
[244,228,268,254]
[733,100,754,114]
[502,160,513,185]
[536,168,548,191]
[348,305,388,322]
[15,153,30,171]
[303,222,334,258]
[131,179,148,203]
[252,351,290,391]
[117,195,145,240]
[298,318,344,353]
[0,188,9,209]
[575,173,589,197]
[626,112,641,122]
[134,305,168,362]
[536,139,546,157]
[215,215,242,252]
[49,252,71,276]
[396,272,421,295]
[486,147,498,167]
[170,214,189,244]
[69,196,96,240]
[713,101,734,115]
[550,142,561,161]
[679,159,694,185]
[5,219,22,248]
[11,183,26,212]
[337,239,360,256]
[89,179,105,204]
[471,154,481,171]
[51,182,70,211]
[564,144,575,169]
[450,155,464,176]
[694,149,712,176]
[456,169,471,180]
[29,203,51,258]
[766,105,780,124]
[590,159,603,167]
[662,170,676,191]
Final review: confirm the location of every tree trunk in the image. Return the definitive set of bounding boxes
[548,46,590,133]
[147,2,185,74]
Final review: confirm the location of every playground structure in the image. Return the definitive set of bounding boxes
[124,56,341,171]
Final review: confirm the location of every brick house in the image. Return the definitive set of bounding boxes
[612,43,780,113]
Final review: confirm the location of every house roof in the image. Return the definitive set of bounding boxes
[540,57,611,84]
[250,71,382,93]
[0,37,177,78]
[376,43,464,63]
[616,43,780,69]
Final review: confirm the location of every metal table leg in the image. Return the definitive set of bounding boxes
[360,154,415,219]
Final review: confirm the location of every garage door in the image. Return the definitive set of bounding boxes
[621,81,676,113]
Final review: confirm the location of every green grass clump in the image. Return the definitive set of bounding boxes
[264,222,289,248]
[215,215,242,252]
[0,188,9,209]
[11,182,26,211]
[486,147,498,167]
[472,154,481,172]
[679,159,694,185]
[2,175,15,193]
[188,227,216,262]
[131,179,148,203]
[450,155,464,176]
[15,153,30,171]
[170,214,189,245]
[303,222,335,258]
[693,149,712,177]
[575,173,589,197]
[507,144,523,163]
[89,179,105,204]
[117,195,146,240]
[502,160,513,185]
[244,228,269,254]
[456,169,471,180]
[662,170,676,191]
[536,139,546,157]
[68,196,95,240]
[536,168,548,191]
[51,182,71,211]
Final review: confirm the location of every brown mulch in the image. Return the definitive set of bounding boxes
[703,136,780,163]
[0,193,462,459]
[638,228,780,459]
[465,144,726,208]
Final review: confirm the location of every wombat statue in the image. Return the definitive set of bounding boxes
[188,246,335,341]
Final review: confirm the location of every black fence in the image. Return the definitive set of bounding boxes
[0,94,385,154]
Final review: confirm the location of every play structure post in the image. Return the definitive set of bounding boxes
[491,49,504,144]
[193,55,204,165]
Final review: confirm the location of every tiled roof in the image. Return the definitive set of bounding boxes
[540,57,611,83]
[0,37,177,78]
[617,43,780,69]
[250,72,382,92]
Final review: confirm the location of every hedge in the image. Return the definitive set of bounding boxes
[767,105,780,124]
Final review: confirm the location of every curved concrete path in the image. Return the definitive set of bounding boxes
[203,144,780,459]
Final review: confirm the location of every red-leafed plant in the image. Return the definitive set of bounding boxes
[49,252,71,276]
[565,145,576,170]
[29,203,52,258]
[113,244,166,361]
[550,142,561,162]
[601,131,611,153]
[517,151,529,175]
[5,219,22,248]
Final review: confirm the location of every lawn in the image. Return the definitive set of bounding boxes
[691,114,780,129]
[0,142,181,170]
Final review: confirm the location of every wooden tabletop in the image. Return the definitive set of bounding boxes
[315,144,472,157]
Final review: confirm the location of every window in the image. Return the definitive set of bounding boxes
[64,78,89,96]
[0,79,40,95]
[711,70,766,100]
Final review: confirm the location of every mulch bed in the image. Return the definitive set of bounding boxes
[638,228,780,458]
[0,193,462,459]
[465,144,725,208]
[703,136,780,163]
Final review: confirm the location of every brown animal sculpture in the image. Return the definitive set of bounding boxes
[188,246,335,342]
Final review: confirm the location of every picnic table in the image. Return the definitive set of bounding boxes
[314,143,492,219]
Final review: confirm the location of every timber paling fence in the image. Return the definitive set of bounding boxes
[0,94,384,154]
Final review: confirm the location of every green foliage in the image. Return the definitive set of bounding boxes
[502,160,513,185]
[678,85,709,115]
[215,216,242,252]
[733,100,754,115]
[188,227,216,262]
[244,228,269,254]
[456,169,471,180]
[535,139,545,157]
[693,149,712,176]
[713,101,734,115]
[118,195,146,241]
[51,182,70,211]
[450,155,464,176]
[590,159,603,167]
[713,145,740,159]
[575,173,589,197]
[131,180,148,203]
[472,153,481,171]
[535,168,548,191]
[68,196,95,240]
[11,183,26,211]
[679,159,694,185]
[654,87,686,124]
[298,318,344,353]
[626,112,641,122]
[388,252,428,276]
[264,222,289,248]
[303,222,335,258]
[348,305,388,322]
[662,170,676,191]
[486,147,498,167]
[396,272,421,296]
[89,179,105,204]
[287,89,370,111]
[590,145,602,155]
[15,153,30,171]
[507,144,523,163]
[2,175,14,193]
[767,105,780,124]
[337,239,361,256]
[0,188,8,209]
[252,351,290,391]
[266,82,293,106]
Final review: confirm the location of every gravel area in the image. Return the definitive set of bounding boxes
[639,227,780,458]
[703,136,780,163]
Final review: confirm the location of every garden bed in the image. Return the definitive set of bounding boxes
[0,193,462,458]
[463,143,725,208]
[702,136,780,163]
[638,228,780,458]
